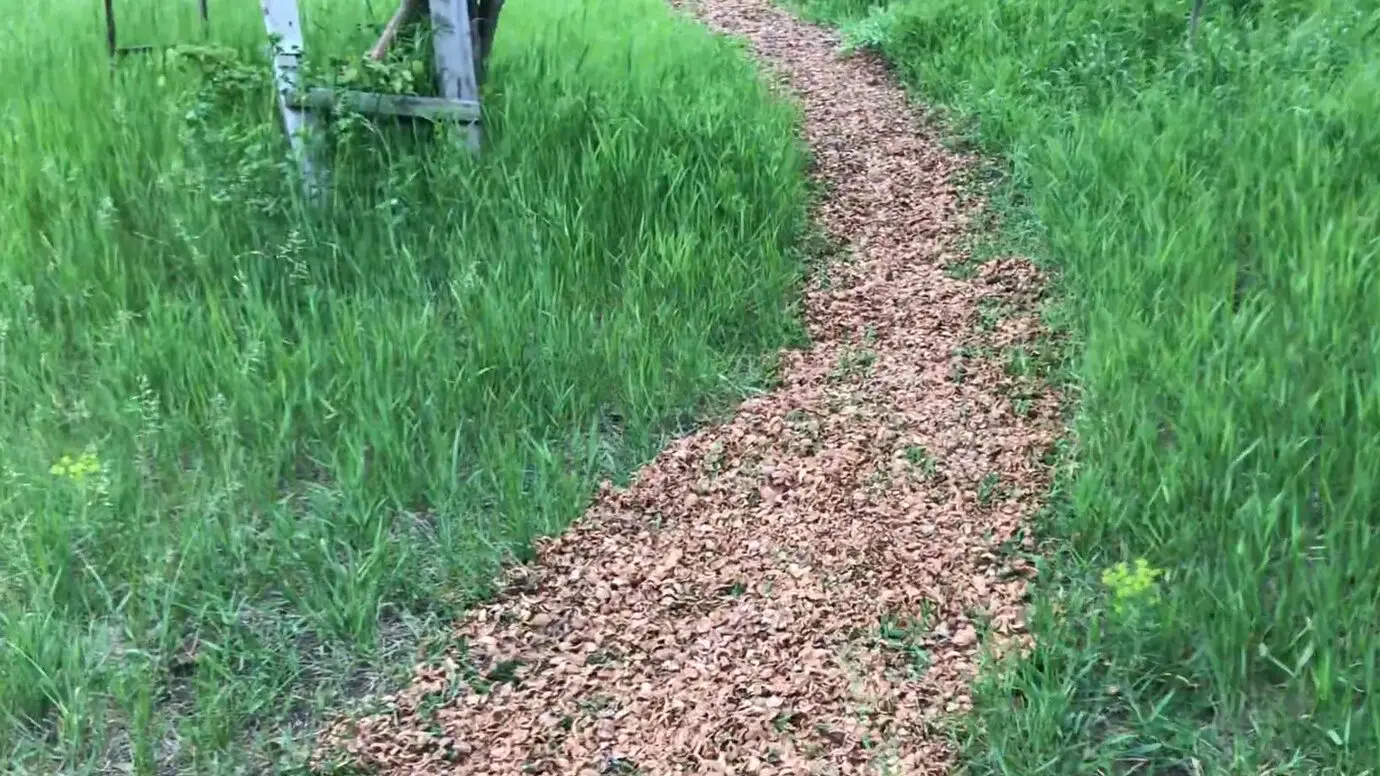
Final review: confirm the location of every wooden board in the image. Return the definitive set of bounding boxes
[288,89,481,122]
[262,0,324,195]
[428,0,482,151]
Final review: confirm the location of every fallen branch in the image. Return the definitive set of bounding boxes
[368,0,426,61]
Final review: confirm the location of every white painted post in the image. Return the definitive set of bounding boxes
[262,0,324,199]
[428,0,482,151]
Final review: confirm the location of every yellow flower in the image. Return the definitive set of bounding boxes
[50,449,101,483]
[1101,557,1164,615]
[49,455,74,476]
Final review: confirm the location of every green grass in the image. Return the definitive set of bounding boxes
[790,0,1380,772]
[0,0,810,771]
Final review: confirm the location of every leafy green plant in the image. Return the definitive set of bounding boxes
[838,2,903,54]
[1100,558,1164,618]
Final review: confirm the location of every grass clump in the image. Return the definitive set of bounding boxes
[791,0,1379,772]
[0,0,809,771]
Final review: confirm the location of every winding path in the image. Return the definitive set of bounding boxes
[318,0,1058,772]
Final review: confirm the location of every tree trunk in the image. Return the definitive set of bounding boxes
[471,0,504,85]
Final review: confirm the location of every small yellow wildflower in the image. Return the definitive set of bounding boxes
[1101,557,1164,616]
[50,449,101,483]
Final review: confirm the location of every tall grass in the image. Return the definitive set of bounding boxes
[0,0,809,770]
[793,0,1379,771]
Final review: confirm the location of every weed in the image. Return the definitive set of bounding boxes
[601,756,641,775]
[1002,346,1034,380]
[944,255,982,280]
[903,444,938,480]
[1101,558,1165,618]
[975,298,1011,333]
[876,611,932,679]
[830,344,878,381]
[976,472,1001,506]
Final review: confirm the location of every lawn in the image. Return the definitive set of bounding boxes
[790,0,1380,771]
[0,0,810,771]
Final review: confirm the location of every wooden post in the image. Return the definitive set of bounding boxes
[1187,0,1206,48]
[260,0,493,190]
[429,0,482,151]
[104,0,118,58]
[262,0,325,199]
[103,0,212,59]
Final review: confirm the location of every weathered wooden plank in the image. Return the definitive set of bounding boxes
[428,0,482,150]
[1187,0,1206,48]
[288,88,481,122]
[262,0,324,197]
[104,0,118,58]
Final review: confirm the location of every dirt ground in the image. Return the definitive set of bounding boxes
[313,0,1059,771]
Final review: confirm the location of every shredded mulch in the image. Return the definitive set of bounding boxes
[313,1,1059,772]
